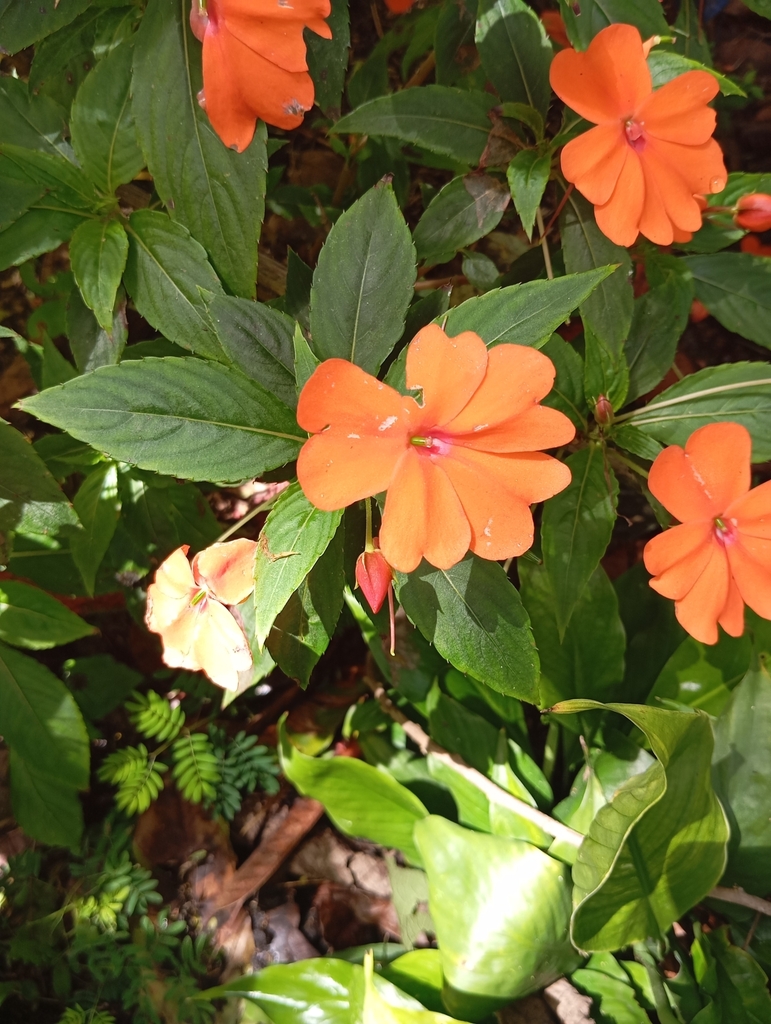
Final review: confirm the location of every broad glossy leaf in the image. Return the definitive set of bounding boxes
[207,294,296,409]
[70,39,144,194]
[69,219,129,332]
[66,285,128,372]
[381,951,445,1016]
[624,362,771,461]
[476,0,553,115]
[712,660,771,894]
[541,444,618,637]
[0,77,72,161]
[414,816,579,1018]
[133,0,267,297]
[0,580,93,650]
[413,174,509,267]
[553,700,728,951]
[279,717,427,864]
[435,0,479,87]
[333,87,496,166]
[506,150,550,240]
[253,484,343,649]
[647,50,745,97]
[20,358,304,483]
[0,208,83,271]
[541,334,588,430]
[0,177,44,232]
[397,554,539,703]
[0,0,92,52]
[554,744,655,837]
[571,961,650,1024]
[124,210,224,359]
[648,633,751,717]
[556,0,667,49]
[520,562,625,706]
[561,192,633,353]
[0,419,79,536]
[10,748,83,850]
[0,640,89,789]
[70,464,121,595]
[695,926,771,1024]
[441,267,614,348]
[306,0,350,118]
[310,183,415,374]
[683,253,771,349]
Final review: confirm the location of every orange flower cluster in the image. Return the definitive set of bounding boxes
[190,0,331,152]
[550,24,727,246]
[644,423,771,645]
[146,539,257,691]
[296,325,574,573]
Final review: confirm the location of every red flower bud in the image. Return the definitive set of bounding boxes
[735,193,771,233]
[594,395,613,427]
[356,543,393,615]
[690,299,710,323]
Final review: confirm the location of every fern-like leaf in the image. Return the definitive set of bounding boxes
[172,733,220,804]
[98,745,167,815]
[58,1006,116,1024]
[210,730,280,820]
[126,689,185,742]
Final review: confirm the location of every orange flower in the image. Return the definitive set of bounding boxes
[541,10,570,49]
[735,193,771,233]
[190,0,332,152]
[741,234,771,257]
[644,423,771,645]
[549,24,727,247]
[146,539,257,691]
[296,325,574,573]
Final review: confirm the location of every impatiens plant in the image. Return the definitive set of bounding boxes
[2,0,771,1021]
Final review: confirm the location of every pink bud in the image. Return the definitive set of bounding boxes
[735,193,771,233]
[594,395,613,427]
[356,543,392,615]
[189,1,209,41]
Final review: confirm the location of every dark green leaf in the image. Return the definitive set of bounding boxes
[540,334,588,430]
[0,143,99,210]
[66,285,128,372]
[435,0,478,86]
[0,177,44,232]
[624,362,771,461]
[742,0,771,15]
[506,150,550,240]
[306,0,349,118]
[294,323,320,395]
[253,484,343,648]
[69,218,129,332]
[0,580,93,650]
[9,748,83,850]
[332,87,496,166]
[571,960,650,1024]
[413,174,509,266]
[0,0,93,53]
[20,358,304,483]
[64,654,141,721]
[584,325,629,412]
[0,77,72,161]
[476,0,553,115]
[0,419,79,537]
[70,464,121,595]
[541,444,618,636]
[556,0,667,50]
[695,926,771,1024]
[397,553,540,703]
[132,0,267,297]
[611,424,664,462]
[70,39,144,194]
[120,469,219,556]
[561,192,632,353]
[285,247,313,331]
[682,253,771,349]
[0,208,84,271]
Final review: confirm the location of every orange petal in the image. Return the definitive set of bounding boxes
[157,604,203,670]
[223,16,311,72]
[149,545,194,600]
[637,151,677,245]
[726,539,771,621]
[646,137,727,196]
[193,538,258,605]
[718,575,745,638]
[297,431,407,511]
[637,71,719,145]
[648,530,713,601]
[297,358,408,434]
[639,142,706,234]
[674,542,730,645]
[449,448,572,504]
[453,404,576,453]
[406,325,488,427]
[560,123,628,206]
[727,479,771,530]
[218,0,331,19]
[594,146,645,247]
[193,600,253,691]
[549,23,651,125]
[643,520,713,580]
[379,450,470,573]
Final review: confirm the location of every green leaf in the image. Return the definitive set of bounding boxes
[712,659,771,895]
[310,182,416,374]
[561,192,632,353]
[253,483,343,648]
[207,295,296,409]
[571,960,650,1024]
[520,562,625,706]
[648,632,751,717]
[624,362,771,461]
[20,358,304,484]
[132,0,267,297]
[0,208,84,272]
[396,553,540,703]
[0,419,79,537]
[41,334,77,389]
[332,87,496,166]
[70,39,144,195]
[413,174,509,267]
[0,0,93,53]
[120,469,219,556]
[414,816,579,1018]
[294,322,320,394]
[380,950,445,1016]
[306,0,350,118]
[0,143,99,211]
[70,464,121,595]
[584,325,629,412]
[0,580,94,650]
[279,717,428,864]
[506,150,550,241]
[552,700,729,951]
[682,253,771,350]
[0,177,44,232]
[172,731,220,803]
[647,50,745,97]
[697,926,771,1024]
[541,334,588,430]
[541,444,618,637]
[0,77,72,161]
[556,0,667,50]
[69,219,129,333]
[66,285,128,372]
[610,424,663,462]
[0,640,89,789]
[476,0,553,115]
[267,523,345,687]
[441,267,615,348]
[9,748,83,850]
[123,209,224,359]
[625,259,693,403]
[64,654,141,721]
[742,0,771,16]
[435,0,479,87]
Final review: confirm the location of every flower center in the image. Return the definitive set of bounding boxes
[713,517,737,545]
[410,435,452,456]
[624,118,646,152]
[190,588,208,607]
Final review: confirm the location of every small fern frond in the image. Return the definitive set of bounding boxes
[172,732,220,804]
[126,689,185,742]
[98,745,167,815]
[58,1006,116,1024]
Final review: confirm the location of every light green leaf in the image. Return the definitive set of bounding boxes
[648,633,751,717]
[648,50,745,97]
[414,174,509,267]
[69,218,129,332]
[476,0,553,115]
[0,580,94,650]
[506,150,550,240]
[20,358,304,484]
[0,419,79,537]
[70,463,121,595]
[683,254,771,349]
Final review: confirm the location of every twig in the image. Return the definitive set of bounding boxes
[536,207,554,280]
[709,886,771,918]
[215,495,280,543]
[404,51,436,89]
[413,275,466,291]
[539,182,574,242]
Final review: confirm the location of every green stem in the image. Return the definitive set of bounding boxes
[612,450,650,480]
[364,497,374,552]
[633,943,681,1024]
[215,495,279,543]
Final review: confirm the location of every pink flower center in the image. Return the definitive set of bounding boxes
[713,517,738,545]
[624,118,646,152]
[410,434,452,457]
[191,588,208,608]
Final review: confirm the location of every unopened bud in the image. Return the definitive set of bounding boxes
[356,542,392,615]
[189,0,208,42]
[735,193,771,233]
[690,298,710,323]
[594,395,613,427]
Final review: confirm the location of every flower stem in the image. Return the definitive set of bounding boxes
[536,207,554,280]
[215,495,278,543]
[364,497,375,552]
